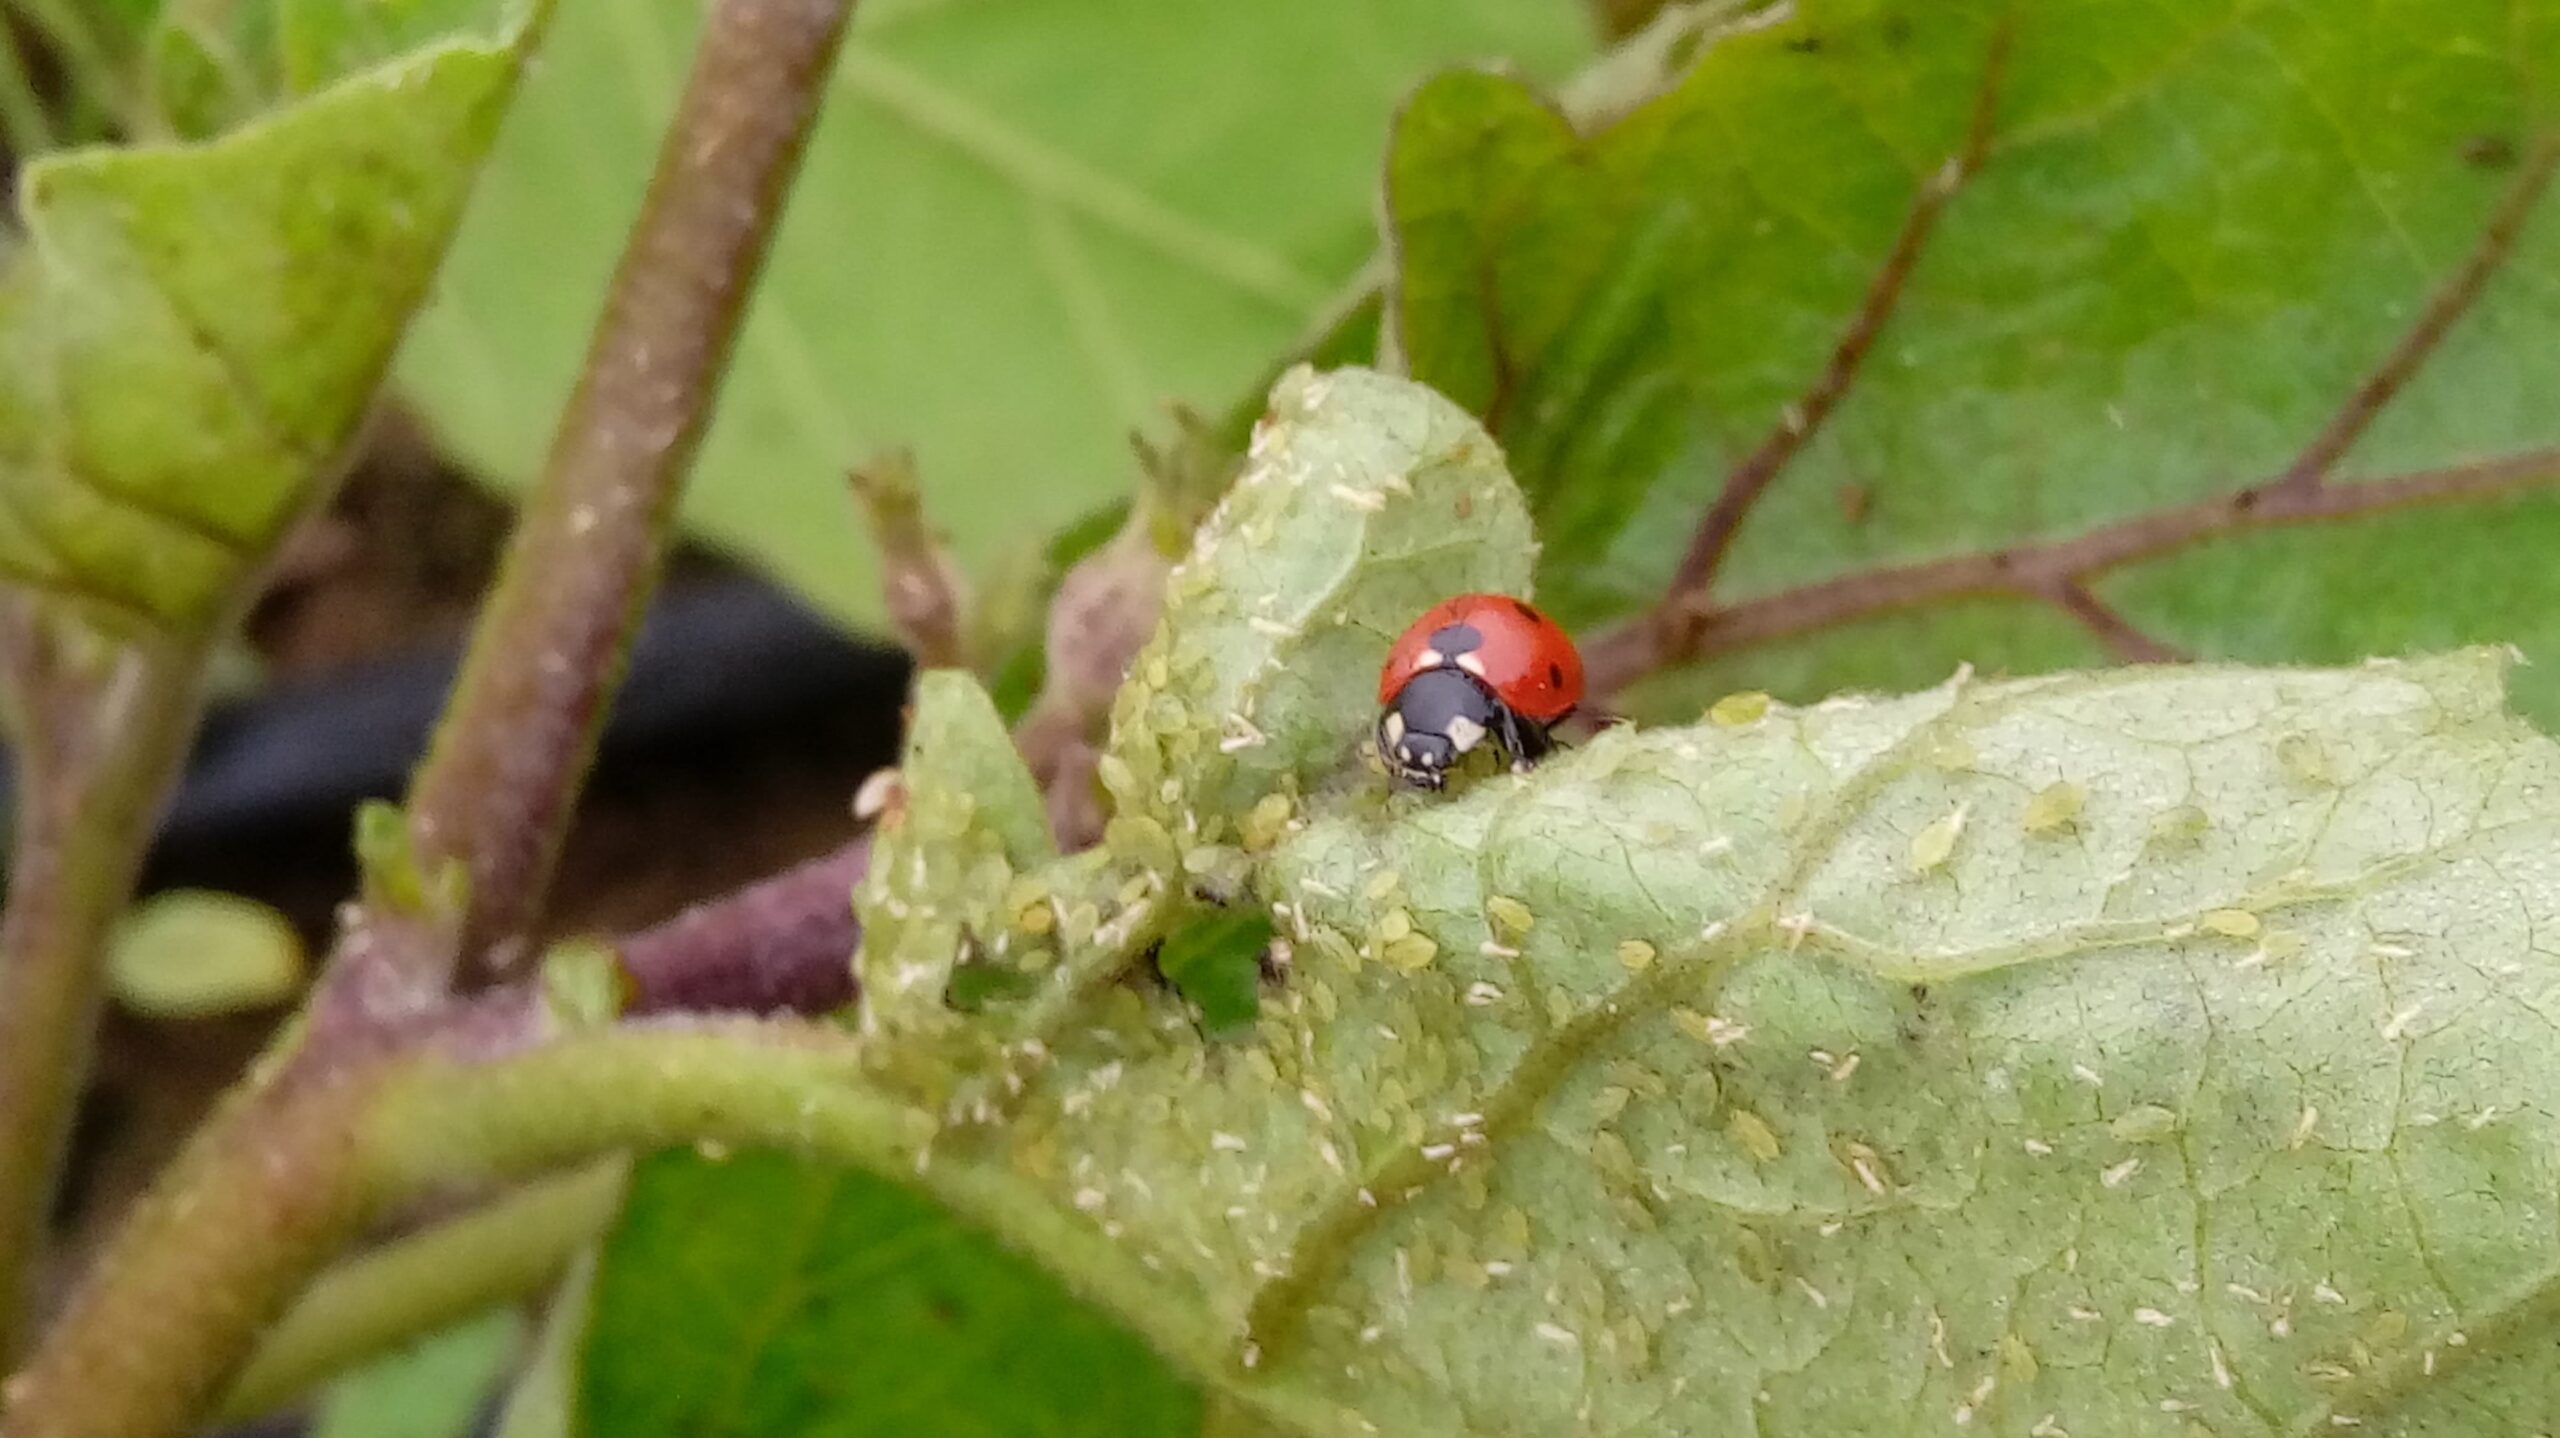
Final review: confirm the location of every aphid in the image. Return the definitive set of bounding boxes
[1375,593,1585,790]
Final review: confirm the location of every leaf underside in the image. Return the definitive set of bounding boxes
[0,0,542,638]
[601,370,2560,1438]
[997,643,2560,1437]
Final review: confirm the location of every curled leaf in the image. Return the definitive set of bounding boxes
[1100,365,1533,863]
[856,669,1057,1044]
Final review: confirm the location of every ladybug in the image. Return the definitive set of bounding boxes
[1375,593,1585,790]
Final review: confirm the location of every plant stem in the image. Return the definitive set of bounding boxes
[0,610,209,1362]
[1582,444,2560,687]
[618,837,868,1015]
[1,1067,390,1438]
[218,1165,625,1422]
[402,0,860,980]
[361,1026,1231,1390]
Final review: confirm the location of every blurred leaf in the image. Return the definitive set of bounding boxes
[310,1310,522,1438]
[108,887,302,1018]
[491,1254,592,1438]
[1155,908,1270,1036]
[0,0,547,640]
[580,1149,1198,1438]
[1386,0,2560,719]
[397,0,1593,629]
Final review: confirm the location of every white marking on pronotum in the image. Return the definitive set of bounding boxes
[1415,647,1444,670]
[1443,714,1487,754]
[1380,711,1406,744]
[1455,651,1489,678]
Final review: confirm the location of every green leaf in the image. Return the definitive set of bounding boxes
[0,0,546,638]
[1386,0,2560,720]
[1026,648,2560,1435]
[579,1148,1200,1438]
[396,0,1594,629]
[107,887,303,1018]
[856,668,1056,1045]
[1156,908,1273,1037]
[783,374,2560,1434]
[310,1310,523,1438]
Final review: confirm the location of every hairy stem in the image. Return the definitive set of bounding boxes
[218,1165,625,1421]
[363,1025,1229,1388]
[404,0,860,978]
[849,451,970,670]
[0,610,209,1360]
[1,1069,389,1438]
[618,837,868,1015]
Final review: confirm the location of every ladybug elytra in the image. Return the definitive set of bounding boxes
[1376,593,1585,790]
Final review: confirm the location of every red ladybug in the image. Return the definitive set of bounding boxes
[1376,593,1585,789]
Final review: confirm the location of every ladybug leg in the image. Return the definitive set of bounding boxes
[1499,708,1554,773]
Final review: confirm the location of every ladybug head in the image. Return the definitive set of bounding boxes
[1378,666,1500,790]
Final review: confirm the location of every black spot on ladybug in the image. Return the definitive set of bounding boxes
[1547,662,1565,688]
[1428,622,1484,655]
